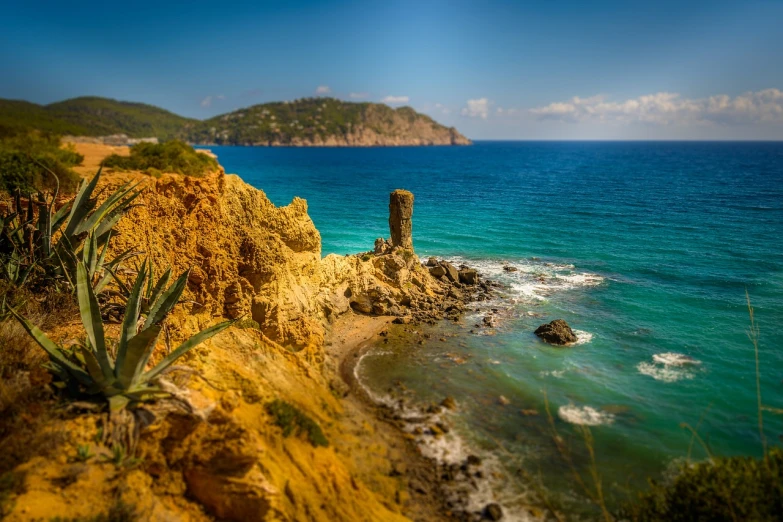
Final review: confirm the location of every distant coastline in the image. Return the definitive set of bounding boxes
[0,95,472,147]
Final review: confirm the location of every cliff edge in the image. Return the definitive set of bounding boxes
[0,145,486,521]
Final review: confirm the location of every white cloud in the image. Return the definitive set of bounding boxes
[381,95,410,104]
[349,92,368,99]
[200,94,225,108]
[530,89,783,125]
[316,85,331,94]
[434,103,451,115]
[461,98,491,119]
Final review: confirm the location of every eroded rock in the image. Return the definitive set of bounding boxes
[389,190,414,250]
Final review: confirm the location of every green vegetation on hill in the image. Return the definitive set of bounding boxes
[0,96,469,146]
[0,130,82,194]
[0,100,89,136]
[184,97,463,145]
[0,97,195,140]
[101,140,218,177]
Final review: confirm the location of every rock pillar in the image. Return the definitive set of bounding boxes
[389,189,414,250]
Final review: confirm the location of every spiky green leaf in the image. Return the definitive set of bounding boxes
[63,171,101,239]
[76,262,113,377]
[117,325,161,389]
[115,259,148,373]
[143,320,233,382]
[8,307,92,386]
[144,269,190,329]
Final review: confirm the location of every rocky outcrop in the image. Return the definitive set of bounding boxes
[2,155,491,522]
[389,190,414,249]
[534,319,578,345]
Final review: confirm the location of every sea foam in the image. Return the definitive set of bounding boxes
[558,405,615,426]
[430,255,605,303]
[637,352,701,382]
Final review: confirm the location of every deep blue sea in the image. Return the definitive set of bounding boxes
[205,141,783,518]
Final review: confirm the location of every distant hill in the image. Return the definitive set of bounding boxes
[0,97,195,139]
[183,98,471,146]
[0,96,471,146]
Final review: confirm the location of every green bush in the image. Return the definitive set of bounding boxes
[101,140,218,177]
[623,449,783,521]
[236,318,261,330]
[266,399,328,447]
[0,131,82,194]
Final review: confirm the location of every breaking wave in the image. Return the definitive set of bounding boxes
[425,256,605,303]
[558,405,616,426]
[637,352,702,382]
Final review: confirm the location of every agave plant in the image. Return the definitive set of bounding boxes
[0,168,140,290]
[10,259,233,411]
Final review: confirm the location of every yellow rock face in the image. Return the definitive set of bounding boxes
[1,145,445,521]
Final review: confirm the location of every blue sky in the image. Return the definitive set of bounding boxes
[2,0,782,139]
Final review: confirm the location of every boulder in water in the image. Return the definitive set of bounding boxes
[534,319,577,345]
[441,261,459,283]
[458,268,478,285]
[429,265,446,278]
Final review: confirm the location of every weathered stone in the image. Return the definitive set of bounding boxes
[503,265,518,272]
[441,397,457,410]
[374,238,386,254]
[389,190,414,250]
[534,319,577,345]
[441,261,459,283]
[429,265,446,278]
[426,256,438,267]
[458,268,478,285]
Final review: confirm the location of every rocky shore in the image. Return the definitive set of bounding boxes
[0,143,498,521]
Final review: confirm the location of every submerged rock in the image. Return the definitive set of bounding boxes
[534,319,577,345]
[441,396,457,410]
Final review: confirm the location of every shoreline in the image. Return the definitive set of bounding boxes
[326,312,451,521]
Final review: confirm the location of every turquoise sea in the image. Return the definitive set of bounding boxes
[207,142,783,518]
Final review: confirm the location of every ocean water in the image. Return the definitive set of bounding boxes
[206,142,783,517]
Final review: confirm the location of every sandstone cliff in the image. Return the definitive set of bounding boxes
[1,146,483,521]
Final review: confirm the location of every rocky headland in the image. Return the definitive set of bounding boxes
[0,143,491,521]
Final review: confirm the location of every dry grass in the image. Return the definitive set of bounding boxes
[745,289,767,460]
[0,284,78,473]
[543,392,613,522]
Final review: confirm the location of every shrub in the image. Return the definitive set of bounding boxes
[623,449,783,521]
[236,318,261,330]
[101,140,218,178]
[0,130,82,194]
[266,399,328,447]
